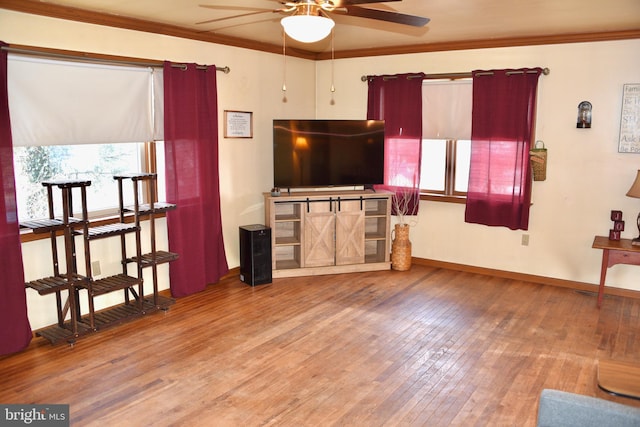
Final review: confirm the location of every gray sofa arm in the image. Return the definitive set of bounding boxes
[537,389,640,427]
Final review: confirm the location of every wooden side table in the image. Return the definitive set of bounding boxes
[592,236,640,308]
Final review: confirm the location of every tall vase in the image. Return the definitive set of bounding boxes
[391,223,412,271]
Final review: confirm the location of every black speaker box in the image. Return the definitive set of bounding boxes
[239,224,272,286]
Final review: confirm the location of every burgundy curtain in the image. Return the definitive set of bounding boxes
[465,68,543,230]
[163,62,228,297]
[0,42,32,354]
[367,73,424,215]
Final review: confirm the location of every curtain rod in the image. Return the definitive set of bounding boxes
[1,45,230,74]
[361,67,550,82]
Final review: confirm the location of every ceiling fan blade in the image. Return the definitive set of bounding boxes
[199,5,271,12]
[196,9,276,26]
[338,5,429,27]
[202,16,282,33]
[335,0,401,5]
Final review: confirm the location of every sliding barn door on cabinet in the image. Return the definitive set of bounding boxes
[304,200,335,268]
[335,200,365,266]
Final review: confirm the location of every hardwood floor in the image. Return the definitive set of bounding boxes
[2,265,639,426]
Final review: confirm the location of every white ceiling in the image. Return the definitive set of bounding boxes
[6,0,640,55]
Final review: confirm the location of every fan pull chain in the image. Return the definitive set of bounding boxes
[330,29,335,105]
[282,30,288,103]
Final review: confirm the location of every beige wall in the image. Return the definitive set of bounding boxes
[2,9,640,329]
[316,39,640,292]
[0,10,316,329]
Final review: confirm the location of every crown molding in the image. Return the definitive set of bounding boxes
[2,0,639,61]
[316,29,640,60]
[0,0,317,60]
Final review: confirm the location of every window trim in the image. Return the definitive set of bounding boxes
[20,212,168,243]
[420,193,467,204]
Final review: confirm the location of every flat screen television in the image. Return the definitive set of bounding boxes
[273,119,385,189]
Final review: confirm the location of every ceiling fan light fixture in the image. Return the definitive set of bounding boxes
[281,5,335,43]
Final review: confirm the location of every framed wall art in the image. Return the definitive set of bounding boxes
[618,84,640,153]
[224,110,253,138]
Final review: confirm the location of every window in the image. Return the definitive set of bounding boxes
[419,79,472,202]
[420,138,471,198]
[7,54,165,222]
[13,141,164,221]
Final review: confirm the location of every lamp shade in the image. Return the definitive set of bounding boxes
[627,170,640,198]
[281,14,334,43]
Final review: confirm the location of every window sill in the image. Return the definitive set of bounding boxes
[420,194,467,204]
[19,212,167,244]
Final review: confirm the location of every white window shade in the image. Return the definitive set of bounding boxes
[152,68,164,141]
[422,79,472,140]
[8,55,161,146]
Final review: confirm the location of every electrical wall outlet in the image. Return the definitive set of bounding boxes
[521,234,530,246]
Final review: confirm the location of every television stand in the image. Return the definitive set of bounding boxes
[264,189,392,278]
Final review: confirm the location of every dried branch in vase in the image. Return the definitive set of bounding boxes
[392,186,420,226]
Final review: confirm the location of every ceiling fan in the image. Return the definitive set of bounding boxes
[199,1,430,43]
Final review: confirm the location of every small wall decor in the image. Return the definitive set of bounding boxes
[576,101,592,128]
[224,110,253,138]
[618,83,640,153]
[529,140,547,181]
[609,210,624,240]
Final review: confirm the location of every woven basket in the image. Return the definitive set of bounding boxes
[391,224,412,271]
[530,140,547,181]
